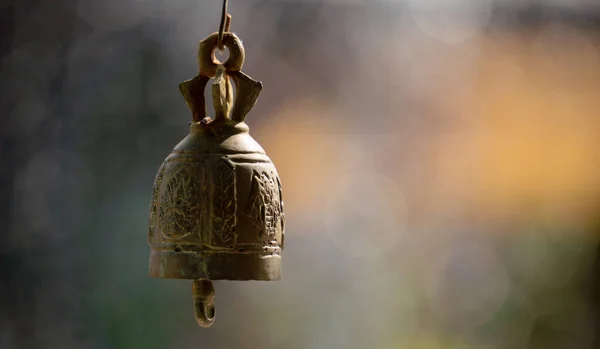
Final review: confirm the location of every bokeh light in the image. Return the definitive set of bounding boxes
[2,1,600,348]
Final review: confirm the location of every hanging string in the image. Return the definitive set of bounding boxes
[218,0,232,52]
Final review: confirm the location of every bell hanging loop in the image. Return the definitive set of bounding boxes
[147,0,285,329]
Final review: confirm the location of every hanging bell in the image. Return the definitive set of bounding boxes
[147,21,285,328]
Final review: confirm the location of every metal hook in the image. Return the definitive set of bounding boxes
[217,0,232,52]
[192,279,216,328]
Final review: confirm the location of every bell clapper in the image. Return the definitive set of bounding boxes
[192,279,216,328]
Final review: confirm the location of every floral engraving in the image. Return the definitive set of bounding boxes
[245,170,281,244]
[210,159,237,247]
[158,166,202,240]
[148,162,166,241]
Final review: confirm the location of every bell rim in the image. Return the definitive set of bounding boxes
[148,249,282,281]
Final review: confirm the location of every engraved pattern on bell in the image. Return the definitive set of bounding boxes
[209,159,237,247]
[148,162,166,242]
[158,166,203,240]
[246,170,283,244]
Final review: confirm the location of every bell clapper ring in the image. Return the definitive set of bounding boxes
[193,279,216,328]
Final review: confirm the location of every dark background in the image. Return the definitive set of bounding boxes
[2,1,600,348]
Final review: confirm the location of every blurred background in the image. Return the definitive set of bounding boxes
[1,0,600,348]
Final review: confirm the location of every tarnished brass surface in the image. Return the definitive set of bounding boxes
[147,13,284,327]
[147,118,285,280]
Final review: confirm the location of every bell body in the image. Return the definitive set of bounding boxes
[148,120,284,281]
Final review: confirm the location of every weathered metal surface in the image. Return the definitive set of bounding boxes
[147,15,284,328]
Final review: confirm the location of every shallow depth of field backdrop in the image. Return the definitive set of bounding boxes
[1,1,600,348]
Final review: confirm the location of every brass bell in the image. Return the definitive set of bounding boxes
[147,18,285,328]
